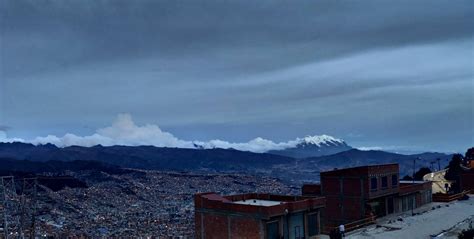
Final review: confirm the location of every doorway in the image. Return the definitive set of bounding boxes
[387,197,394,214]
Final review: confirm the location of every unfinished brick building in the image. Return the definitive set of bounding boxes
[194,192,326,239]
[303,164,432,228]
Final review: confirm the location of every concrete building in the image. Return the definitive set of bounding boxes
[423,169,452,194]
[303,164,432,228]
[194,192,326,239]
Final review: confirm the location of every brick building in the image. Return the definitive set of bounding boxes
[194,192,326,239]
[460,169,474,192]
[303,164,432,227]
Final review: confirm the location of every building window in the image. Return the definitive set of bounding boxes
[370,177,378,191]
[266,221,279,239]
[381,176,388,189]
[307,213,319,236]
[392,175,398,187]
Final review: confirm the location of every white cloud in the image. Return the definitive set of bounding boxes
[357,146,384,151]
[29,114,194,148]
[0,114,344,153]
[194,137,294,153]
[0,130,25,143]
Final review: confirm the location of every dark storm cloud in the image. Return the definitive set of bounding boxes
[0,125,10,131]
[2,0,472,77]
[0,0,473,152]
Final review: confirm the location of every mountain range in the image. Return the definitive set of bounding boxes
[296,149,452,177]
[0,138,453,183]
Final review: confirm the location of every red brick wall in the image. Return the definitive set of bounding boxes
[461,172,474,191]
[320,164,400,225]
[230,217,262,239]
[323,195,343,221]
[321,176,364,224]
[202,214,229,239]
[302,184,321,196]
[342,197,363,221]
[195,211,265,239]
[195,212,203,239]
[343,178,364,196]
[321,177,341,195]
[195,193,325,238]
[367,164,399,175]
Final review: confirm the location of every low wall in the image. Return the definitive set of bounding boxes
[432,190,471,202]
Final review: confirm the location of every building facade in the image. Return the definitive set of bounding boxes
[460,169,474,192]
[303,164,432,227]
[195,192,326,239]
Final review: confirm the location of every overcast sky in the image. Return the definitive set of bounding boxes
[1,0,473,153]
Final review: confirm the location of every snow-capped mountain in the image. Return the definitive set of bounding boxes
[267,135,352,158]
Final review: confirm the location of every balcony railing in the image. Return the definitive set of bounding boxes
[323,215,377,234]
[432,190,471,202]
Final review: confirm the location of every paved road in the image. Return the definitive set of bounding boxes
[348,195,474,239]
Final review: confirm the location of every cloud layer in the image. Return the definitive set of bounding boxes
[0,114,343,153]
[1,0,472,153]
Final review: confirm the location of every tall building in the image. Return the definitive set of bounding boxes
[194,192,326,239]
[303,164,432,228]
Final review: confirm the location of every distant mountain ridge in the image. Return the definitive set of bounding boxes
[0,142,294,172]
[268,135,352,158]
[296,148,452,176]
[0,142,453,182]
[0,157,125,175]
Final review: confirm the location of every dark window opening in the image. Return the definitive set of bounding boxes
[381,176,388,189]
[392,175,398,187]
[370,177,378,191]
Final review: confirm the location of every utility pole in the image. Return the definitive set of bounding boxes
[0,176,21,239]
[437,158,441,171]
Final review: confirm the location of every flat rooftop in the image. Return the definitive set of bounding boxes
[400,180,427,184]
[195,192,326,219]
[233,199,283,207]
[320,163,399,177]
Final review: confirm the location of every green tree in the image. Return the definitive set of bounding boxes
[414,167,432,181]
[445,154,464,193]
[464,147,474,163]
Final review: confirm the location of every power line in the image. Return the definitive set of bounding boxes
[0,176,38,239]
